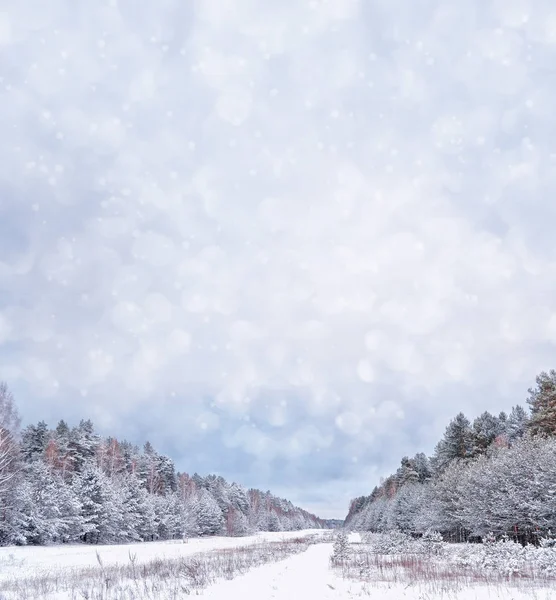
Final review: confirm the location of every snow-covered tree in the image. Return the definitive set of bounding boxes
[527,370,556,436]
[332,529,350,563]
[432,413,474,473]
[412,452,433,482]
[70,420,100,473]
[471,411,504,455]
[228,481,250,515]
[17,461,83,545]
[505,405,529,443]
[20,421,50,463]
[195,490,224,536]
[0,382,20,504]
[73,462,115,543]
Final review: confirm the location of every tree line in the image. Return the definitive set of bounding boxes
[344,370,556,544]
[0,382,324,546]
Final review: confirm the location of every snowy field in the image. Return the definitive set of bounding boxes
[1,530,555,599]
[0,529,326,582]
[204,541,556,600]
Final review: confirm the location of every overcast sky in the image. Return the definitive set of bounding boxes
[1,0,556,519]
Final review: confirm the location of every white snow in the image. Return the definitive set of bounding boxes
[1,531,554,599]
[202,539,554,600]
[0,529,323,583]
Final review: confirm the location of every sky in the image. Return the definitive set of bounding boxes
[1,0,556,519]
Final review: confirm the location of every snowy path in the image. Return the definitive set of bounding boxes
[202,544,354,600]
[200,539,555,600]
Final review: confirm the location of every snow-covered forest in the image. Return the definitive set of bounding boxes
[0,382,323,546]
[345,370,556,544]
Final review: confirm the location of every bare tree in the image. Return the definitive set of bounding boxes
[0,382,21,499]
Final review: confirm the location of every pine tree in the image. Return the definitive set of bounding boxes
[526,370,556,436]
[332,530,350,564]
[156,455,177,494]
[266,510,281,532]
[18,461,83,545]
[205,475,230,514]
[228,482,250,515]
[20,421,50,462]
[70,420,100,473]
[471,411,503,455]
[154,493,182,540]
[432,413,474,473]
[138,442,163,495]
[225,506,250,536]
[73,462,109,543]
[54,420,75,480]
[181,493,200,537]
[195,490,224,536]
[119,440,140,475]
[395,456,420,486]
[0,382,20,506]
[118,474,145,541]
[505,405,529,442]
[138,491,158,541]
[98,438,126,479]
[413,453,432,482]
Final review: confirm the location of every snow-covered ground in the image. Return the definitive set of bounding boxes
[203,541,554,600]
[0,529,325,582]
[1,530,554,599]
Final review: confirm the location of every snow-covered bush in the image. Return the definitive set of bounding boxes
[361,530,446,557]
[418,530,445,556]
[331,530,351,564]
[362,530,412,554]
[450,537,556,578]
[525,544,556,577]
[482,537,526,575]
[539,535,556,548]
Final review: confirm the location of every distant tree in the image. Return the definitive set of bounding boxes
[69,420,100,472]
[153,493,182,540]
[471,411,503,455]
[44,438,60,471]
[266,510,281,532]
[195,490,224,536]
[54,420,75,480]
[119,440,140,475]
[138,442,164,495]
[332,530,350,563]
[18,461,83,545]
[228,482,250,515]
[432,413,474,473]
[505,405,529,443]
[0,382,21,503]
[20,421,50,462]
[73,462,111,544]
[413,452,433,483]
[426,461,467,541]
[97,437,126,478]
[387,483,425,533]
[177,472,197,500]
[156,454,177,494]
[395,456,420,486]
[526,370,556,436]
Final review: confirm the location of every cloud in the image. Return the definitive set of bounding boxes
[1,0,556,517]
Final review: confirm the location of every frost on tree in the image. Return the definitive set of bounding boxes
[0,383,20,521]
[0,385,325,547]
[344,371,556,544]
[527,370,556,436]
[432,412,474,473]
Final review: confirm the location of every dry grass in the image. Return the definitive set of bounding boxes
[0,536,319,600]
[332,539,556,597]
